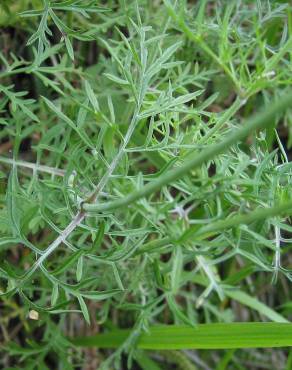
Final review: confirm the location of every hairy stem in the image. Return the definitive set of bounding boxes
[137,200,292,255]
[84,91,292,213]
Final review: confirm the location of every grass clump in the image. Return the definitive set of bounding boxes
[0,1,292,369]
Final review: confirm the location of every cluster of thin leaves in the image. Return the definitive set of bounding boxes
[1,1,292,369]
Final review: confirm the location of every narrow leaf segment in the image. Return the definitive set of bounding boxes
[83,91,292,213]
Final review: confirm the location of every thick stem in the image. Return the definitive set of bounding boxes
[137,200,292,255]
[84,91,292,213]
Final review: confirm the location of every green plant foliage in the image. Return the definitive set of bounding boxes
[1,0,292,369]
[72,323,292,349]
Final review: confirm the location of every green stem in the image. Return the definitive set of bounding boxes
[158,350,197,370]
[180,200,292,242]
[0,66,30,79]
[137,200,292,255]
[83,91,292,213]
[164,1,242,94]
[199,96,244,144]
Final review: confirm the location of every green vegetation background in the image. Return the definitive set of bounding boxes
[0,1,292,369]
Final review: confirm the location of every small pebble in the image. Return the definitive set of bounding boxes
[28,310,39,321]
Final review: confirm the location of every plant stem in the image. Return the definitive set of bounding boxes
[0,156,65,176]
[17,40,148,285]
[137,200,292,255]
[84,91,292,213]
[164,1,242,94]
[180,200,292,242]
[18,212,85,286]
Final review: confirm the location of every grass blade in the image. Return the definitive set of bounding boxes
[72,323,292,349]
